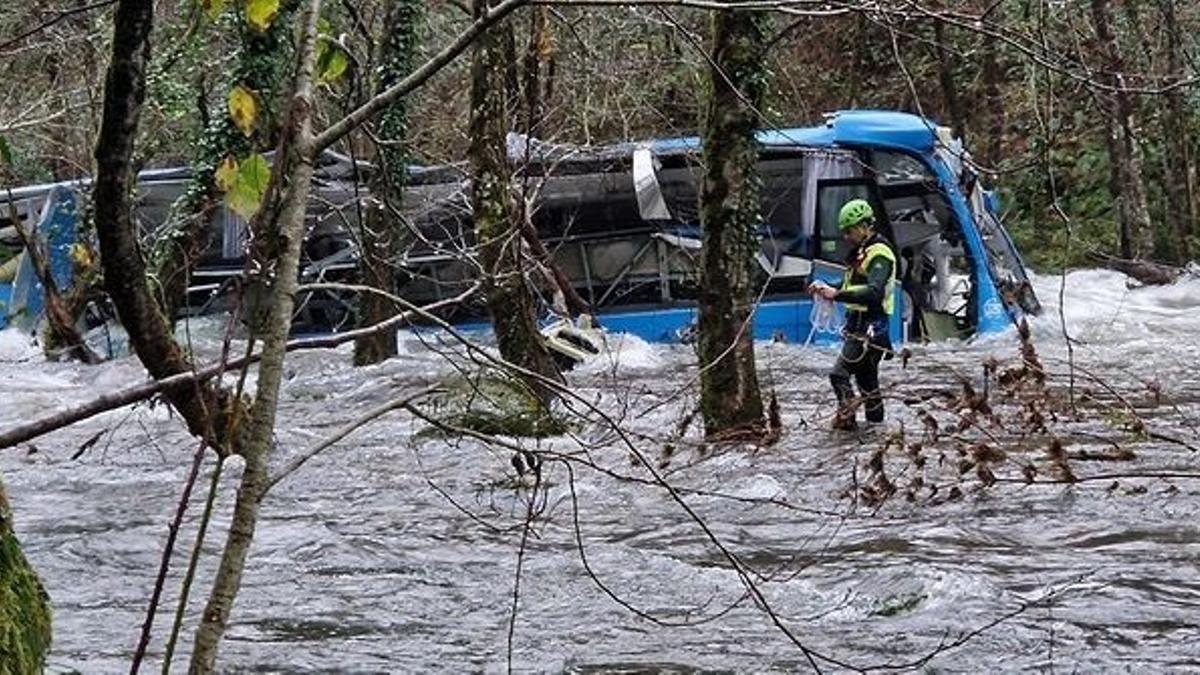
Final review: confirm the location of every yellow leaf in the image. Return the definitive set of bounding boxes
[537,30,554,60]
[69,243,93,269]
[215,156,240,192]
[244,0,280,32]
[227,85,258,137]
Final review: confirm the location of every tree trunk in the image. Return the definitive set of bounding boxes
[520,5,552,137]
[469,0,562,402]
[354,0,423,366]
[188,2,324,670]
[1156,0,1195,262]
[980,3,1006,170]
[5,200,100,364]
[151,0,301,323]
[932,18,965,141]
[1090,0,1154,259]
[510,6,590,320]
[0,472,52,674]
[696,8,767,437]
[92,0,248,456]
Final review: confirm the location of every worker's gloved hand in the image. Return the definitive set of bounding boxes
[808,281,838,301]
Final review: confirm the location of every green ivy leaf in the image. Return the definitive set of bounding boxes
[225,153,271,219]
[316,39,350,84]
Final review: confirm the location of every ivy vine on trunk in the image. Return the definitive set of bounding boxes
[151,0,301,323]
[354,0,423,366]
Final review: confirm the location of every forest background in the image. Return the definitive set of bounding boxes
[2,0,1197,273]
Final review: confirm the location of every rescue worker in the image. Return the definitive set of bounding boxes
[808,198,897,430]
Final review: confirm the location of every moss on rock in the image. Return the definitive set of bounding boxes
[0,473,51,675]
[427,370,569,439]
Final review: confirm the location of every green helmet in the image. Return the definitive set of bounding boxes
[838,199,875,230]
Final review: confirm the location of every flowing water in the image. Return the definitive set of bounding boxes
[2,269,1199,674]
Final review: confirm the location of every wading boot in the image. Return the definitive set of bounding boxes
[830,377,859,431]
[832,410,858,432]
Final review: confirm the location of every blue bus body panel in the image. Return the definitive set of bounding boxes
[6,188,78,331]
[651,110,940,156]
[920,155,1012,332]
[575,291,903,347]
[0,283,11,330]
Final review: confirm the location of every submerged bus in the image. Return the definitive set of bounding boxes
[396,109,1040,346]
[0,110,1039,350]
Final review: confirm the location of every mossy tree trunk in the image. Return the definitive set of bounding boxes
[354,0,423,366]
[469,0,561,402]
[92,0,250,456]
[0,473,51,674]
[151,0,301,323]
[696,8,767,437]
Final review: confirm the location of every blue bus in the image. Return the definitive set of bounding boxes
[0,110,1040,351]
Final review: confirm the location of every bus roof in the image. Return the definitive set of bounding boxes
[650,109,942,156]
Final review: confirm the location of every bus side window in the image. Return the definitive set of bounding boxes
[815,179,877,263]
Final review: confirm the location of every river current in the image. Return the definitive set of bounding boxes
[1,269,1198,673]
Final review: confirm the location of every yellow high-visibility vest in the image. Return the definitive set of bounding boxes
[841,241,896,315]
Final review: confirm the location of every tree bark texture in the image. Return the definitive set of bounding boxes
[0,472,52,673]
[519,5,553,137]
[469,0,561,401]
[354,0,423,366]
[696,8,767,437]
[188,1,323,671]
[151,0,301,323]
[92,0,247,455]
[932,19,964,141]
[980,2,1006,170]
[1090,0,1154,260]
[1156,0,1195,261]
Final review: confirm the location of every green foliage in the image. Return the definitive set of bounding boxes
[217,153,271,219]
[202,0,227,21]
[1000,123,1123,271]
[315,18,352,85]
[0,475,52,674]
[375,0,425,185]
[871,591,927,618]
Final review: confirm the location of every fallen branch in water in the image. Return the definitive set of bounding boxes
[1089,249,1189,286]
[0,284,480,451]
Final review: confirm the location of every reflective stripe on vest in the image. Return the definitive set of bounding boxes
[841,241,896,315]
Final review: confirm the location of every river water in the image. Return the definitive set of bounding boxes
[1,269,1198,673]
